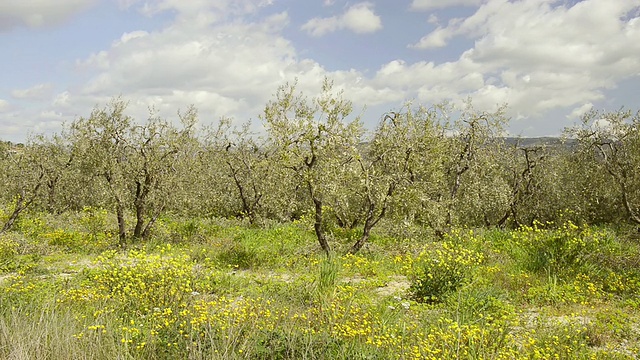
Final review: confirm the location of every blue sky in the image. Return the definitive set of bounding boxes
[1,0,639,142]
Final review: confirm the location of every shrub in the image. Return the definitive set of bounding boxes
[71,246,196,311]
[0,233,20,259]
[512,220,604,275]
[216,241,262,269]
[0,234,20,273]
[408,242,484,304]
[40,228,116,252]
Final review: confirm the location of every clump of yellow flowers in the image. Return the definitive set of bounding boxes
[407,241,484,303]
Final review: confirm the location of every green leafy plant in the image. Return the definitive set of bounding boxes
[216,241,262,269]
[316,257,340,294]
[513,220,603,275]
[408,241,484,304]
[0,233,21,272]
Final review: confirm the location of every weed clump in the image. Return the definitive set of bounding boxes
[511,220,604,275]
[408,241,484,304]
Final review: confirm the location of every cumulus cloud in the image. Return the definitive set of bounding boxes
[56,0,394,125]
[0,2,308,141]
[66,8,383,127]
[49,0,640,138]
[568,103,594,120]
[70,13,291,122]
[4,0,640,141]
[11,83,53,100]
[0,0,382,141]
[0,0,96,31]
[0,99,10,112]
[301,2,382,37]
[405,0,640,119]
[410,26,453,49]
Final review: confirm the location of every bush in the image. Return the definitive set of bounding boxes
[408,242,484,304]
[446,283,515,326]
[70,246,196,311]
[512,220,605,275]
[216,241,262,269]
[40,228,116,252]
[0,233,20,272]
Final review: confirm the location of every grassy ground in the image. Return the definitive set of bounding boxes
[1,209,640,359]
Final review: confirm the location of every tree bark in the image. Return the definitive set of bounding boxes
[1,199,25,233]
[133,204,145,239]
[115,199,126,246]
[312,196,330,257]
[1,174,44,233]
[620,181,640,225]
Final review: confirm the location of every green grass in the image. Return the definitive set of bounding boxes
[1,212,640,359]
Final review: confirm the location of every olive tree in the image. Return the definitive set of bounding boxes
[29,134,77,214]
[201,118,291,224]
[263,79,361,256]
[493,144,547,227]
[442,103,509,230]
[68,98,197,244]
[0,136,73,232]
[571,109,640,225]
[346,106,444,253]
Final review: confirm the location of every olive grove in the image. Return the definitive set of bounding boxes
[1,83,639,254]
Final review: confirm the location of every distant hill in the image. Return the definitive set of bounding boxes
[503,137,577,149]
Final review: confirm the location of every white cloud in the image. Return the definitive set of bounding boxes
[0,0,96,31]
[80,12,295,95]
[342,2,383,33]
[410,0,483,11]
[64,0,640,139]
[568,103,594,119]
[53,92,71,108]
[301,17,339,37]
[61,10,337,127]
[4,0,640,141]
[410,26,452,49]
[301,2,382,37]
[58,3,393,133]
[0,99,10,112]
[405,0,640,119]
[11,83,53,100]
[119,30,149,44]
[427,14,439,25]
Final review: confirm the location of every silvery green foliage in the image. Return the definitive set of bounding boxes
[386,102,511,234]
[199,118,294,224]
[262,78,362,255]
[67,98,198,244]
[439,102,510,230]
[572,109,640,225]
[0,133,83,232]
[357,105,446,245]
[0,141,45,232]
